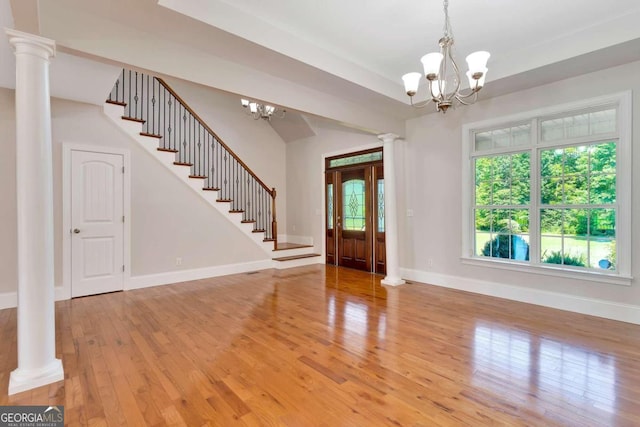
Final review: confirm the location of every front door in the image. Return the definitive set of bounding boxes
[325,149,385,274]
[337,167,371,271]
[71,150,125,297]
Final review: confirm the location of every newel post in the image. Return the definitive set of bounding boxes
[271,187,278,248]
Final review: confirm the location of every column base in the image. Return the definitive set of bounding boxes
[9,358,64,395]
[381,276,406,287]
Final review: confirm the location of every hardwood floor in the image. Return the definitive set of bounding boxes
[1,265,639,426]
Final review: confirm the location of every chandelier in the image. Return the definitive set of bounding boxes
[241,99,286,121]
[402,0,490,113]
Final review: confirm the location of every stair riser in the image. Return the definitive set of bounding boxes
[273,256,323,269]
[273,247,317,258]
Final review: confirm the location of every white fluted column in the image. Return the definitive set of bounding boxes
[378,133,405,286]
[7,29,63,395]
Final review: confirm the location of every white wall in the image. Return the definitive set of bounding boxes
[0,88,17,294]
[400,60,640,320]
[165,77,287,237]
[0,86,274,294]
[285,119,381,251]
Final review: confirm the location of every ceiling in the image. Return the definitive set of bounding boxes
[5,0,640,135]
[159,0,640,101]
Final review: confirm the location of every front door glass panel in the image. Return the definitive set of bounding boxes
[343,179,366,231]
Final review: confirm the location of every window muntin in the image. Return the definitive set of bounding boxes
[468,102,624,276]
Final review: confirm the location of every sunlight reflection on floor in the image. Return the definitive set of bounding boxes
[472,321,617,420]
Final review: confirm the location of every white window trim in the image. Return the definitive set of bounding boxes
[461,91,632,286]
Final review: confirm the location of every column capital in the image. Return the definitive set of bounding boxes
[377,133,401,143]
[6,29,56,60]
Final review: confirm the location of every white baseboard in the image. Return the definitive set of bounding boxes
[401,268,640,325]
[55,286,70,302]
[0,260,273,310]
[0,286,69,310]
[282,235,314,246]
[126,259,273,290]
[0,291,17,310]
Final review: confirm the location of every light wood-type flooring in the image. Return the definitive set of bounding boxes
[1,265,639,426]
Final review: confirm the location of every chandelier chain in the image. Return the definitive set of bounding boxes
[443,0,452,39]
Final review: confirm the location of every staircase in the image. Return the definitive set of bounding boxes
[103,69,320,269]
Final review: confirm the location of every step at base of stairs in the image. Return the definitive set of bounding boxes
[274,243,313,251]
[273,253,321,262]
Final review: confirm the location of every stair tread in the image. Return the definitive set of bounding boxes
[189,175,207,179]
[252,229,266,233]
[274,243,313,251]
[141,132,162,138]
[202,187,220,191]
[106,99,127,107]
[158,148,178,153]
[273,253,321,262]
[241,220,256,223]
[174,162,193,166]
[217,199,232,202]
[122,116,145,124]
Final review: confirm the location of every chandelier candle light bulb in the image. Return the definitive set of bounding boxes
[240,98,286,121]
[402,0,490,113]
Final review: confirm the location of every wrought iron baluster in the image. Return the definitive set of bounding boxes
[162,82,166,149]
[141,74,145,131]
[127,70,132,116]
[134,71,139,119]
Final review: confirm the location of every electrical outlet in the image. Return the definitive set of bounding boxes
[427,258,433,268]
[176,257,182,266]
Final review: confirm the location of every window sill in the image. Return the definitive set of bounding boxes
[460,256,633,286]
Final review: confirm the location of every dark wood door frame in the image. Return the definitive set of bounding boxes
[325,149,385,274]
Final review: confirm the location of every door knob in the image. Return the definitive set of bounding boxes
[73,228,80,234]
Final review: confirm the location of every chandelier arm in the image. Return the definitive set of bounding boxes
[455,86,480,101]
[409,96,433,109]
[446,44,462,103]
[454,91,478,106]
[427,81,441,103]
[440,44,448,102]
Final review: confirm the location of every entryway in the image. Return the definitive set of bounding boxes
[325,148,385,274]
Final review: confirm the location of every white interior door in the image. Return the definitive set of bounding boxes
[71,150,124,297]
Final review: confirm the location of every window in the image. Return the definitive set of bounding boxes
[462,93,631,284]
[377,178,385,232]
[328,151,382,169]
[474,152,530,260]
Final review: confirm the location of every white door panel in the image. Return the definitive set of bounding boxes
[71,150,124,297]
